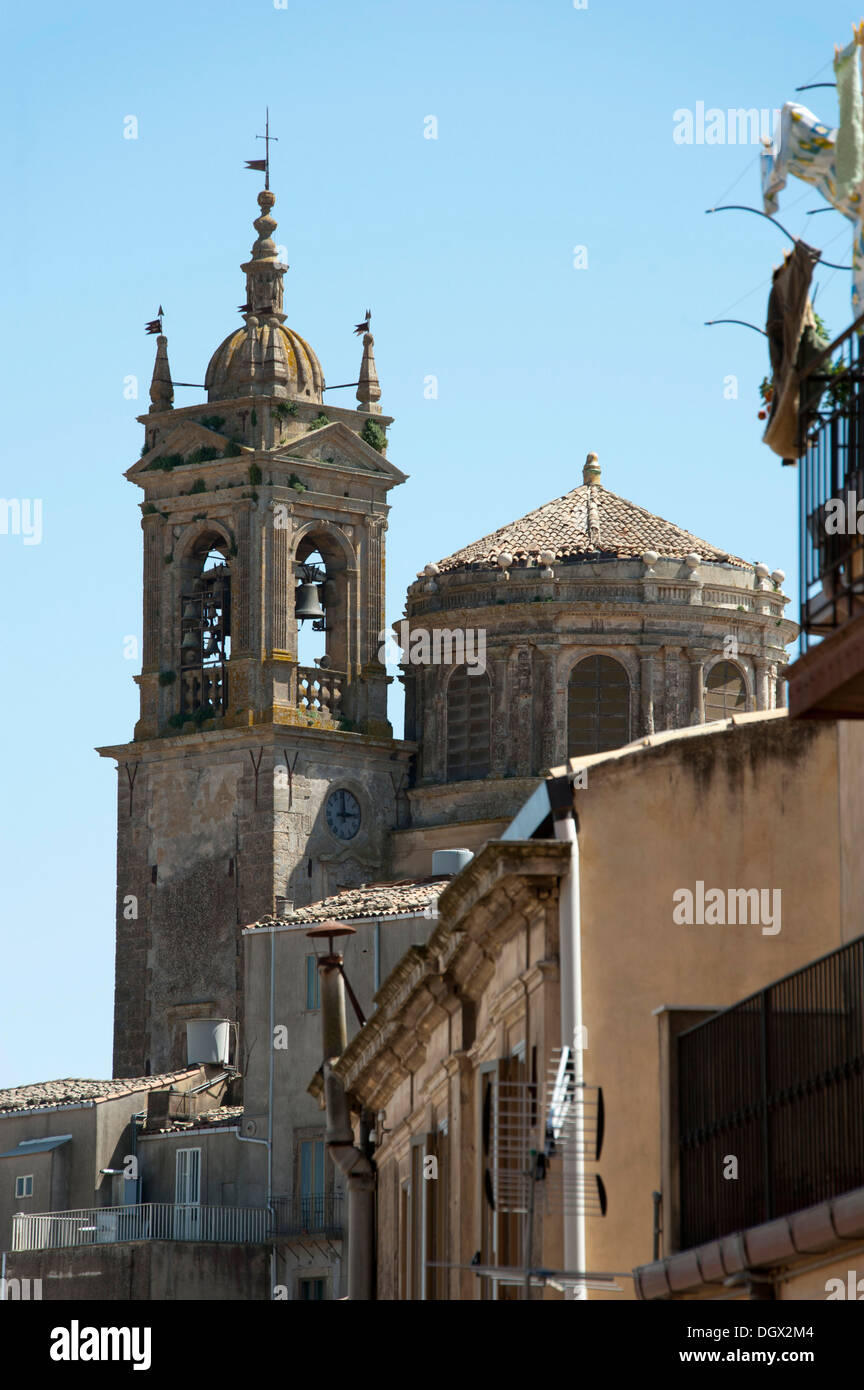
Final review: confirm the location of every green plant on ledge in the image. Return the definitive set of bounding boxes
[185,445,220,466]
[158,670,176,686]
[190,478,207,494]
[360,418,387,453]
[274,400,299,419]
[198,415,226,433]
[223,438,242,457]
[142,503,157,515]
[287,472,307,493]
[307,413,330,432]
[248,463,263,485]
[250,408,257,427]
[164,552,174,564]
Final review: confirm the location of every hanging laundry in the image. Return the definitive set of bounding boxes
[762,240,827,459]
[761,28,864,321]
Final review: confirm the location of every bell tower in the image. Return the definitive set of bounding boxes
[99,179,413,1078]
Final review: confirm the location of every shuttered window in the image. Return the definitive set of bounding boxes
[447,667,491,781]
[567,656,630,756]
[705,661,747,721]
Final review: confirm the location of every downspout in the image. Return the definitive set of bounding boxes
[315,935,376,1301]
[234,930,274,1295]
[550,771,587,1302]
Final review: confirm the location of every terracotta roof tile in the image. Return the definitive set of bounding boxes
[436,482,749,572]
[249,880,445,928]
[0,1070,202,1115]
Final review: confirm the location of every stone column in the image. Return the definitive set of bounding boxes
[141,513,162,672]
[268,507,291,656]
[754,657,771,711]
[490,653,510,775]
[688,648,707,725]
[776,664,787,709]
[639,646,660,736]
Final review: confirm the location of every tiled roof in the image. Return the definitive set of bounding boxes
[249,879,446,928]
[435,482,749,572]
[0,1070,202,1115]
[148,1105,245,1134]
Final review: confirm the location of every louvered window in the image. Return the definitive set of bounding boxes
[567,656,630,757]
[447,667,491,781]
[705,661,747,721]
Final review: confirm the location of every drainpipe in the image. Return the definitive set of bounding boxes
[314,928,375,1301]
[550,773,587,1302]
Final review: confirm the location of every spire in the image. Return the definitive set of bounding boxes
[356,332,382,413]
[240,188,288,323]
[149,335,174,413]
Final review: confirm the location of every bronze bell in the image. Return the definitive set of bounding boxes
[295,581,325,622]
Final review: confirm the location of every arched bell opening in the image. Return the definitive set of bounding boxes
[293,529,351,724]
[178,531,232,719]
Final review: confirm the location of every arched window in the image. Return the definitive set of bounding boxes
[705,661,747,721]
[567,656,630,756]
[447,667,491,781]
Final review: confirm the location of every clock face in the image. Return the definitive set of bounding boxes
[325,788,361,841]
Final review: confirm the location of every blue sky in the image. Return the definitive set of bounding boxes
[0,0,858,1086]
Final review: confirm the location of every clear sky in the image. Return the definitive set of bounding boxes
[0,0,857,1087]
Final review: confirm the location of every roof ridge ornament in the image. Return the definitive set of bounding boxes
[583,451,601,485]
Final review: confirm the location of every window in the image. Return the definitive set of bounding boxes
[305,955,320,1010]
[567,655,630,756]
[298,1137,328,1228]
[15,1175,33,1199]
[480,1056,528,1299]
[705,661,747,721]
[446,666,491,781]
[299,1277,326,1300]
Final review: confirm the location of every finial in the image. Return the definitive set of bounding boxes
[583,451,601,484]
[149,335,173,413]
[356,314,381,412]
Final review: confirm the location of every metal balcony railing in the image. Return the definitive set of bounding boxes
[269,1193,343,1238]
[798,316,864,648]
[678,935,864,1249]
[11,1203,270,1251]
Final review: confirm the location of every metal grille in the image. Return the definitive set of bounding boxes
[567,656,629,756]
[678,935,864,1249]
[704,661,746,721]
[798,324,864,649]
[446,667,491,781]
[489,1052,605,1219]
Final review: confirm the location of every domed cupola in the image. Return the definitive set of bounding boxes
[204,187,324,402]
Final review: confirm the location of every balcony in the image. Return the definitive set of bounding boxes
[789,318,864,716]
[677,935,864,1250]
[270,1193,343,1238]
[297,667,344,720]
[12,1203,270,1251]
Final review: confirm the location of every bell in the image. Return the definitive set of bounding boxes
[181,631,200,650]
[295,581,325,622]
[182,602,198,621]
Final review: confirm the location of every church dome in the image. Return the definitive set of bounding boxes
[205,321,324,402]
[435,455,747,573]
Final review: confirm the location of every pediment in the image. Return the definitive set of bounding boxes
[274,420,407,484]
[128,421,248,478]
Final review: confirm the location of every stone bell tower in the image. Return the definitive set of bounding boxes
[99,182,412,1079]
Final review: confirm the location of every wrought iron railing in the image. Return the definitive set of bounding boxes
[269,1193,344,1238]
[297,667,344,718]
[12,1203,269,1251]
[798,318,864,648]
[677,936,864,1249]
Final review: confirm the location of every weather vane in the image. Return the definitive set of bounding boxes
[245,107,278,190]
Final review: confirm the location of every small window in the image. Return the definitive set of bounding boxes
[305,955,320,1011]
[705,661,747,721]
[299,1277,326,1300]
[15,1175,33,1199]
